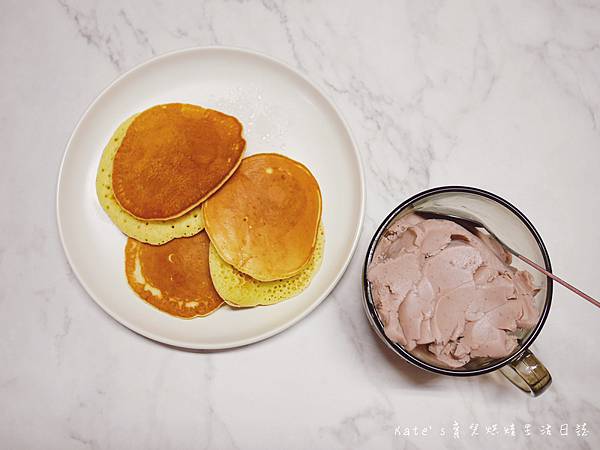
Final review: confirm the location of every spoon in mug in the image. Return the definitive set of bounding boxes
[416,210,600,309]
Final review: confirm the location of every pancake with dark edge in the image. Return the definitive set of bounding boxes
[96,114,205,245]
[113,103,245,220]
[125,231,223,318]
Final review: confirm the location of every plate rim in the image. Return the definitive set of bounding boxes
[56,46,366,350]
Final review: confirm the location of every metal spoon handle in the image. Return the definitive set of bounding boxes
[515,254,600,309]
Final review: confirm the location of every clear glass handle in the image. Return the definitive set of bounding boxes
[499,349,552,396]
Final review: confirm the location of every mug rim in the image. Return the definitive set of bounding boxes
[362,185,553,377]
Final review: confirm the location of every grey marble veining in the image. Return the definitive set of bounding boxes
[2,0,600,448]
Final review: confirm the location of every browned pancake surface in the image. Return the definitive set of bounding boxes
[203,153,322,281]
[125,231,223,318]
[113,103,245,220]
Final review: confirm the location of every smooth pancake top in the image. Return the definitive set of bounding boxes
[203,153,322,282]
[96,114,205,245]
[112,103,245,221]
[125,231,223,318]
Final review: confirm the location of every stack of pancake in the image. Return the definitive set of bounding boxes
[96,103,323,319]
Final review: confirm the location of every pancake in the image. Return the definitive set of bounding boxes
[209,223,324,307]
[124,231,223,318]
[112,103,246,221]
[96,114,205,245]
[203,153,322,282]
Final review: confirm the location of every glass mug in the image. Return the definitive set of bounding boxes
[362,186,553,396]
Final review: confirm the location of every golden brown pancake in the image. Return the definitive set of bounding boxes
[96,114,206,245]
[125,231,224,318]
[203,153,322,282]
[112,103,245,221]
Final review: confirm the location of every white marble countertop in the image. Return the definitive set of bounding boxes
[2,1,600,449]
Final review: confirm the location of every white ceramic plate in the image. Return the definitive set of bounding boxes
[57,47,364,349]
